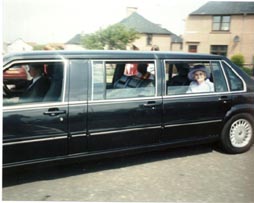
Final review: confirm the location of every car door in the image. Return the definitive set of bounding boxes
[87,60,163,151]
[3,60,68,166]
[161,60,231,142]
[67,60,89,155]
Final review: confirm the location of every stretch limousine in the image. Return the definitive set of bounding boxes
[3,50,254,168]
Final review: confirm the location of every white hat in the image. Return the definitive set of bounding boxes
[188,65,210,81]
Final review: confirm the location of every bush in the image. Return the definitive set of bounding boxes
[33,44,45,50]
[241,67,253,76]
[231,54,245,68]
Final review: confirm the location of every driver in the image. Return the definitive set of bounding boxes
[21,63,50,102]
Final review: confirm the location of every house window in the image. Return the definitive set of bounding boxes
[210,45,228,56]
[147,34,152,45]
[188,45,197,53]
[212,16,230,31]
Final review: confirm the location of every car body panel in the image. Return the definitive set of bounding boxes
[88,98,163,151]
[3,104,68,164]
[2,51,254,168]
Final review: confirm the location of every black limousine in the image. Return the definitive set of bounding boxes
[3,51,254,168]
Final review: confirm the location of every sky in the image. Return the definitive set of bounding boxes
[2,0,246,44]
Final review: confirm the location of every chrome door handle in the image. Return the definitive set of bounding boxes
[143,101,161,107]
[218,96,231,104]
[44,109,66,116]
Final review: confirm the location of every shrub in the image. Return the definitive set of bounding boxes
[241,67,253,76]
[231,54,245,68]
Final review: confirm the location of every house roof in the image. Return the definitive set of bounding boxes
[119,12,173,35]
[190,1,254,15]
[66,34,81,44]
[171,34,183,43]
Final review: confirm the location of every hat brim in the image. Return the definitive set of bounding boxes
[188,67,210,81]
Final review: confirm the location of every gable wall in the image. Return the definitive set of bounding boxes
[129,34,172,51]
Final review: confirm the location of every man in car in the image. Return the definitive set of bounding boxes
[21,63,50,102]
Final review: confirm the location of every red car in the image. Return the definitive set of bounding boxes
[3,65,28,80]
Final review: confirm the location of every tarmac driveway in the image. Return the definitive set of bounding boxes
[2,144,254,202]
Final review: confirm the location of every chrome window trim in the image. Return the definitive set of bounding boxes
[91,60,105,101]
[91,126,162,136]
[164,119,222,128]
[3,136,67,146]
[88,96,162,105]
[4,59,66,70]
[221,60,247,92]
[163,59,216,97]
[218,60,231,91]
[71,133,87,138]
[69,101,88,106]
[162,92,231,100]
[3,59,68,105]
[91,59,158,101]
[163,59,246,97]
[3,102,68,112]
[209,60,230,92]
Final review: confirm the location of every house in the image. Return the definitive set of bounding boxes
[66,8,182,51]
[183,1,254,66]
[119,7,182,51]
[5,38,33,54]
[64,33,85,50]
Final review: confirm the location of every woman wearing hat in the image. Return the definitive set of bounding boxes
[186,65,214,93]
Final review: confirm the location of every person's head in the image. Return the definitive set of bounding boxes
[137,64,148,75]
[28,64,44,78]
[188,65,209,84]
[151,45,159,51]
[176,63,189,76]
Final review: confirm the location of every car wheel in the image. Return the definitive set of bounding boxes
[221,113,254,154]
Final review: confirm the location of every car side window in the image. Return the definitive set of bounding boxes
[222,62,244,91]
[3,61,64,106]
[165,61,228,95]
[92,61,105,100]
[92,60,156,100]
[210,61,228,92]
[165,62,191,95]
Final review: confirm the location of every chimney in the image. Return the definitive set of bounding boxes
[126,7,138,17]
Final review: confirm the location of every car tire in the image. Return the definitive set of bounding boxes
[221,113,254,154]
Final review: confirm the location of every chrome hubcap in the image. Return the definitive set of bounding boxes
[230,119,253,148]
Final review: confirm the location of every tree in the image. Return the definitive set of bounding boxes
[81,24,139,50]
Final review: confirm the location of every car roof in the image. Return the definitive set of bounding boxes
[3,50,224,65]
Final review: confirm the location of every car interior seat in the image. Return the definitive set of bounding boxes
[113,75,131,88]
[169,64,190,86]
[43,63,63,102]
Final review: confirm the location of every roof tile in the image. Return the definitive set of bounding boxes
[190,1,254,15]
[119,12,173,35]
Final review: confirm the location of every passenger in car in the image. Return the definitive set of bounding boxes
[136,63,155,80]
[21,63,50,102]
[169,64,190,86]
[186,65,214,93]
[114,63,155,88]
[126,63,155,88]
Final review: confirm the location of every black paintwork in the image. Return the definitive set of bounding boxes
[3,51,254,168]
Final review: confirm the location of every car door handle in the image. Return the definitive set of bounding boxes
[143,101,161,107]
[44,108,66,116]
[218,96,231,103]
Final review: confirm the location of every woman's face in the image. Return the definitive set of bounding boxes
[194,71,206,84]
